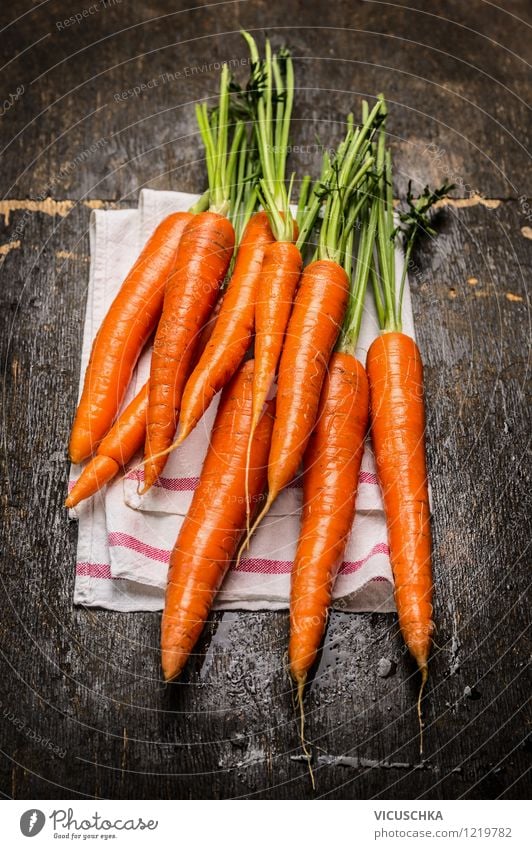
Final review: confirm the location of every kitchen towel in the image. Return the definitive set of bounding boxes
[70,189,415,613]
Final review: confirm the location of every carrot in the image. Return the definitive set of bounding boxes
[161,359,275,681]
[289,352,369,682]
[248,239,302,451]
[65,380,149,508]
[175,211,274,444]
[267,259,349,494]
[141,65,244,491]
[236,35,306,531]
[68,209,198,464]
[368,105,453,750]
[244,230,303,508]
[142,211,235,491]
[238,100,383,556]
[289,173,379,690]
[65,280,230,509]
[367,332,433,673]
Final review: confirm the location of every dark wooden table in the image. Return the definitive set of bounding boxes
[1,0,530,800]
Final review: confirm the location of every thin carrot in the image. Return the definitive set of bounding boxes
[68,208,202,464]
[239,35,303,532]
[142,65,241,492]
[247,239,302,476]
[161,359,275,681]
[367,105,453,750]
[291,352,369,782]
[289,175,378,690]
[175,210,274,444]
[142,212,235,491]
[65,381,149,508]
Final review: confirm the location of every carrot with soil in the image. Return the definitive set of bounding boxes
[141,65,241,492]
[161,359,275,682]
[367,109,453,750]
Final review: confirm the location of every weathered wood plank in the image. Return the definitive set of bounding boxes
[0,196,529,799]
[0,0,530,200]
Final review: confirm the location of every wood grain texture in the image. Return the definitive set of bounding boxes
[0,0,530,800]
[1,0,531,200]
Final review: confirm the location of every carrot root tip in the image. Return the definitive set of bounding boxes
[162,650,186,683]
[295,675,315,791]
[417,663,429,757]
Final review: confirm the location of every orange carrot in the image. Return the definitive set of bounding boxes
[65,381,149,508]
[260,259,349,509]
[175,211,274,443]
[242,239,303,526]
[161,360,275,681]
[69,211,194,464]
[65,288,226,510]
[367,106,451,750]
[142,211,235,492]
[239,95,380,553]
[289,353,369,686]
[285,163,380,779]
[250,241,302,442]
[366,332,434,683]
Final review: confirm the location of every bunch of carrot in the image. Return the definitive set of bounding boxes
[66,33,452,761]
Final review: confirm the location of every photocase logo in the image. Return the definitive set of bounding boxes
[20,810,45,837]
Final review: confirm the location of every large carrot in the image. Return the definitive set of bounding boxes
[290,353,369,680]
[161,360,275,681]
[367,332,433,673]
[175,210,274,444]
[68,208,202,463]
[141,65,242,491]
[266,259,349,494]
[142,211,235,491]
[65,381,149,508]
[239,99,383,552]
[289,182,378,691]
[367,107,452,749]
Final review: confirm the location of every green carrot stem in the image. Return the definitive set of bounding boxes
[296,175,312,229]
[241,31,294,241]
[370,258,385,329]
[189,189,210,215]
[375,116,399,331]
[398,239,413,324]
[339,187,379,353]
[343,224,355,278]
[195,63,242,217]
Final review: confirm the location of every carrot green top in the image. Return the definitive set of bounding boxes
[195,63,246,218]
[241,31,296,242]
[296,97,384,263]
[371,100,454,333]
[338,174,380,355]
